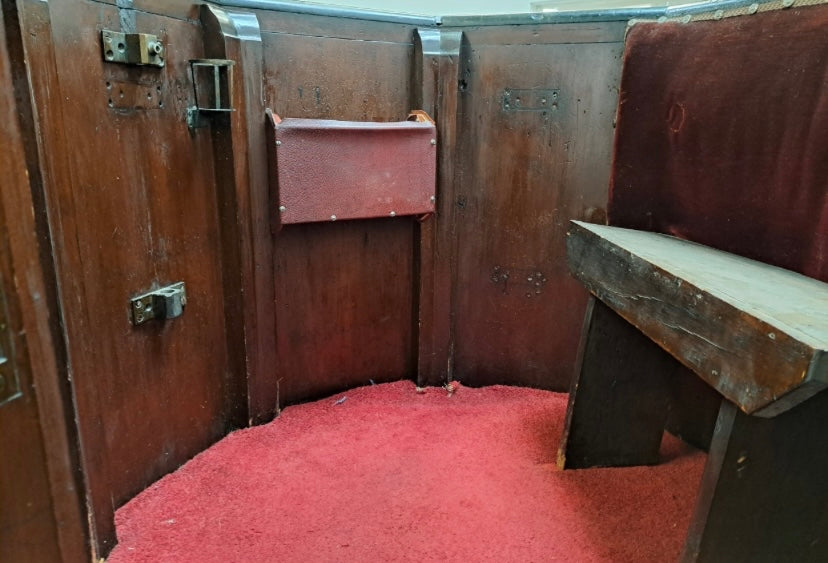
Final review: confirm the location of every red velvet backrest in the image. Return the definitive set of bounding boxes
[609,6,828,281]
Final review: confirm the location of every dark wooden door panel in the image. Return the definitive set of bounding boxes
[21,0,243,553]
[0,195,62,563]
[0,3,86,559]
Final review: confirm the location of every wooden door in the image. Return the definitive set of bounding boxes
[0,3,87,560]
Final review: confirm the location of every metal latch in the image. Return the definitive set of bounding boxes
[130,282,186,326]
[186,59,235,129]
[102,30,165,67]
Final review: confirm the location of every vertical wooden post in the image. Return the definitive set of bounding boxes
[412,29,463,387]
[201,6,276,424]
[558,298,674,469]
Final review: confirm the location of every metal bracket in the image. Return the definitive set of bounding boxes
[186,59,235,130]
[101,29,165,67]
[186,107,209,129]
[130,282,187,326]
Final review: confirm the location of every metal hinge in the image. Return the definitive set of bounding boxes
[101,29,165,67]
[130,282,186,326]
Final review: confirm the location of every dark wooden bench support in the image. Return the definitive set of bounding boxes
[559,221,828,561]
[684,393,828,562]
[558,297,675,469]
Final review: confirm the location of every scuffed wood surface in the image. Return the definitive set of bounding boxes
[449,24,625,390]
[567,220,828,415]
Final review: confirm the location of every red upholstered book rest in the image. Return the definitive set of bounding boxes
[266,110,436,231]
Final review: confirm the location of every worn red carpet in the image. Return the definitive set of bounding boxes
[108,381,705,562]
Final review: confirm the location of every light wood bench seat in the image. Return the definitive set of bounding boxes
[558,221,828,562]
[566,220,828,417]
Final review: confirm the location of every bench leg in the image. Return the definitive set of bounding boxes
[557,297,675,469]
[683,393,828,562]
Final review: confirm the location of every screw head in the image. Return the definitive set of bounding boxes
[430,195,436,203]
[330,215,337,221]
[275,140,282,146]
[430,139,437,146]
[135,301,143,309]
[279,206,286,212]
[389,211,396,217]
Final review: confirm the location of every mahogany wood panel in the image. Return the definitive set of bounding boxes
[558,298,675,469]
[0,4,86,560]
[566,221,828,416]
[273,219,415,402]
[684,396,828,562]
[0,206,62,562]
[261,18,417,406]
[23,1,245,554]
[261,28,414,122]
[449,23,624,390]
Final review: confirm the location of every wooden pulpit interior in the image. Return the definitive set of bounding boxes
[2,0,827,560]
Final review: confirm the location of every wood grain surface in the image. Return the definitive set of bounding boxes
[0,2,86,560]
[448,23,624,390]
[261,15,418,407]
[567,221,828,415]
[22,0,245,554]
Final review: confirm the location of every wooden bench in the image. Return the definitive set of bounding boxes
[557,221,828,562]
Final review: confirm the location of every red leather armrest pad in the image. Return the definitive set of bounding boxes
[608,5,828,281]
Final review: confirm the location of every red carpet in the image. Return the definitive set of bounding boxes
[108,382,705,562]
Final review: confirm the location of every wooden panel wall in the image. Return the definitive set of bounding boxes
[11,1,629,554]
[256,13,420,411]
[243,15,625,411]
[17,0,246,555]
[0,134,65,563]
[0,4,86,560]
[446,23,625,389]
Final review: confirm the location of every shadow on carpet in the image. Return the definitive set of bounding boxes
[108,381,705,562]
